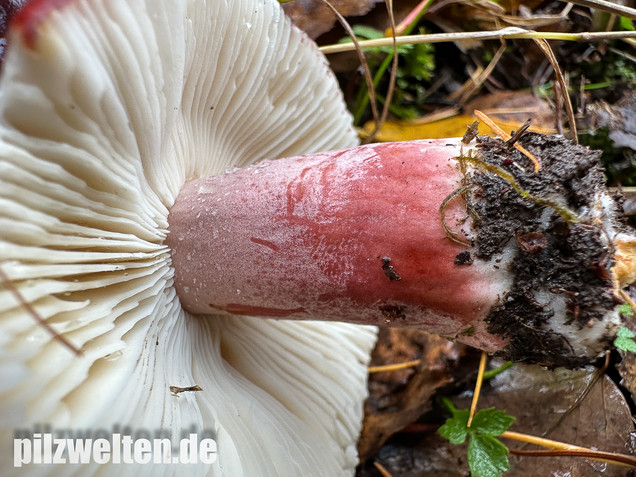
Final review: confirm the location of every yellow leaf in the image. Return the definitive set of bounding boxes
[362,114,556,143]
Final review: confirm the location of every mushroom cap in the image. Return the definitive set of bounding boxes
[0,0,377,475]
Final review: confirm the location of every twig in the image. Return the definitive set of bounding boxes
[363,0,398,143]
[467,351,488,427]
[319,0,379,125]
[320,28,636,55]
[474,110,541,171]
[619,289,636,313]
[373,461,393,477]
[533,39,577,141]
[368,359,421,373]
[568,0,636,20]
[509,448,636,467]
[502,431,636,467]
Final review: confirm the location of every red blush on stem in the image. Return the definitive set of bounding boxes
[167,140,511,350]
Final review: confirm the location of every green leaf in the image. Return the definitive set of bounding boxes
[620,16,635,31]
[614,326,636,352]
[619,303,634,316]
[438,401,514,475]
[351,25,385,40]
[438,408,470,444]
[468,434,510,477]
[470,408,516,436]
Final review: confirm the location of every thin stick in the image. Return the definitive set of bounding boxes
[364,0,398,143]
[619,289,636,313]
[503,430,593,451]
[501,431,636,467]
[474,110,541,171]
[319,0,380,125]
[0,266,81,356]
[568,0,636,20]
[453,42,506,105]
[373,461,393,477]
[319,28,636,55]
[533,39,577,141]
[467,351,488,427]
[368,359,421,373]
[509,448,636,467]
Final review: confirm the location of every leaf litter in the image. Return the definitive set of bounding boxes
[357,357,636,476]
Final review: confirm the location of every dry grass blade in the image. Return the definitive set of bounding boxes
[319,0,379,125]
[319,28,636,54]
[619,289,636,313]
[373,461,393,477]
[363,0,398,143]
[408,105,460,125]
[569,0,636,20]
[474,110,541,171]
[0,265,81,356]
[533,38,577,141]
[467,351,488,427]
[509,448,636,468]
[503,431,636,468]
[498,3,573,28]
[450,41,506,104]
[368,359,421,373]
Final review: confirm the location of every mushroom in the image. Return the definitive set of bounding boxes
[2,0,636,474]
[0,0,376,474]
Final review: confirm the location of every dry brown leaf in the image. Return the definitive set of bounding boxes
[282,0,377,39]
[358,328,467,462]
[359,365,635,476]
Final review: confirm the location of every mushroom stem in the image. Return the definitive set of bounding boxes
[167,136,633,366]
[168,139,508,350]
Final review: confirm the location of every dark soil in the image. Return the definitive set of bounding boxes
[468,133,623,367]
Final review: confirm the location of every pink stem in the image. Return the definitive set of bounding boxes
[167,139,509,352]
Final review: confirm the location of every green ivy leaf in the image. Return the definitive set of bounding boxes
[468,434,510,477]
[619,303,634,316]
[438,408,470,444]
[614,326,636,352]
[470,408,516,436]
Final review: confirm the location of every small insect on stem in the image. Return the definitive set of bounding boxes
[380,256,401,281]
[170,385,203,397]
